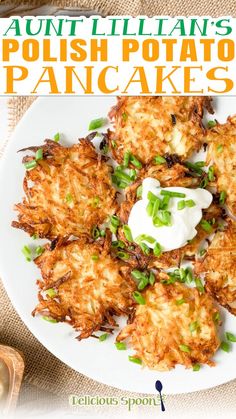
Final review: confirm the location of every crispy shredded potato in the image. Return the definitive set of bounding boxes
[117,282,220,370]
[195,219,236,315]
[12,138,118,239]
[206,116,236,216]
[33,232,136,340]
[108,96,213,164]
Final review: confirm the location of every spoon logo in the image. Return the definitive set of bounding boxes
[155,380,165,412]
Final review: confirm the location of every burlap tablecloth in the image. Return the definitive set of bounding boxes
[0,1,236,417]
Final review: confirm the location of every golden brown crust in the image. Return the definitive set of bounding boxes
[206,115,236,216]
[108,96,213,164]
[195,219,236,315]
[117,281,219,371]
[12,138,118,239]
[33,232,136,340]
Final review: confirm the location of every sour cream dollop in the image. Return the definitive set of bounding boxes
[128,178,213,252]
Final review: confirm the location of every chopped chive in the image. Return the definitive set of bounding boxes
[226,332,236,343]
[185,199,196,207]
[123,151,130,168]
[22,245,31,262]
[128,356,142,365]
[133,291,146,305]
[42,316,58,323]
[153,210,171,227]
[122,112,128,121]
[65,193,73,204]
[161,190,186,198]
[220,341,230,352]
[138,276,149,291]
[175,298,185,305]
[35,246,44,256]
[46,288,57,298]
[114,170,132,183]
[184,161,204,176]
[54,132,60,142]
[123,225,133,242]
[99,333,108,342]
[136,185,143,198]
[111,140,117,148]
[88,117,106,130]
[91,255,99,261]
[193,364,201,371]
[131,270,144,280]
[139,242,150,255]
[130,154,142,169]
[112,240,125,249]
[208,166,215,182]
[147,191,159,203]
[195,277,205,293]
[189,321,200,333]
[219,191,226,205]
[24,160,37,170]
[149,271,155,286]
[135,234,155,244]
[152,197,161,217]
[217,144,223,153]
[200,219,213,233]
[185,268,193,284]
[91,196,100,207]
[153,242,162,257]
[178,200,185,210]
[100,230,105,237]
[35,148,43,161]
[213,312,220,323]
[179,344,191,353]
[199,248,206,257]
[146,201,154,217]
[207,120,217,128]
[91,226,100,240]
[154,155,166,164]
[117,251,130,260]
[110,215,120,234]
[160,195,170,210]
[115,342,127,350]
[129,168,137,181]
[31,234,38,240]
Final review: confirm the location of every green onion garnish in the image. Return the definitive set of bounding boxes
[179,344,191,353]
[35,148,43,161]
[122,112,128,121]
[88,117,106,130]
[46,288,57,298]
[133,291,146,305]
[147,191,159,203]
[135,234,155,244]
[219,191,226,205]
[109,215,120,234]
[146,201,154,217]
[184,161,204,176]
[160,195,170,210]
[117,251,129,260]
[161,190,186,198]
[22,245,31,262]
[152,197,161,217]
[130,154,142,169]
[199,248,206,257]
[139,242,150,255]
[42,316,58,323]
[200,219,213,233]
[91,226,101,240]
[24,160,37,170]
[208,166,215,182]
[195,277,205,293]
[138,276,149,291]
[226,332,236,343]
[112,240,125,249]
[123,225,133,242]
[136,185,143,198]
[91,196,100,207]
[217,144,223,153]
[213,312,220,323]
[54,132,60,142]
[193,364,201,371]
[31,234,38,240]
[178,200,185,210]
[65,193,73,204]
[175,298,185,305]
[220,341,230,352]
[185,199,196,207]
[99,333,108,342]
[149,271,155,286]
[153,242,162,257]
[35,246,44,256]
[128,356,142,365]
[153,210,171,227]
[189,321,200,333]
[91,255,99,261]
[115,342,127,350]
[123,151,130,168]
[131,270,144,280]
[154,155,166,165]
[207,120,216,128]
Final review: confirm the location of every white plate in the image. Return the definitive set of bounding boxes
[0,96,236,395]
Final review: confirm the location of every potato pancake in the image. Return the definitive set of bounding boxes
[108,96,213,164]
[117,282,220,371]
[206,116,236,216]
[33,233,136,340]
[195,219,236,315]
[12,137,118,239]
